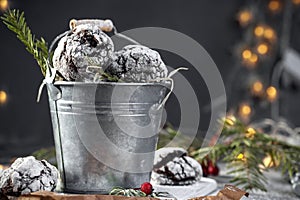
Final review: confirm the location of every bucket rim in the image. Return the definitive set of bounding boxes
[53,81,171,87]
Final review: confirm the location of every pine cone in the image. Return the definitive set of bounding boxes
[52,24,114,81]
[105,45,168,82]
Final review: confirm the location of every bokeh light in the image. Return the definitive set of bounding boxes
[249,53,258,64]
[257,43,269,55]
[266,86,277,102]
[0,90,8,105]
[254,26,265,37]
[239,103,252,117]
[241,49,259,68]
[251,80,264,96]
[293,0,300,5]
[254,25,276,42]
[264,28,276,40]
[242,49,252,59]
[0,0,8,11]
[268,0,282,13]
[237,10,253,26]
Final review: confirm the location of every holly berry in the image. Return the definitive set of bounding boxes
[201,158,219,176]
[140,182,153,195]
[207,162,219,176]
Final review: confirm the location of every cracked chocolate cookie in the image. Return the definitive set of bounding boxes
[105,45,168,82]
[0,156,59,196]
[52,24,114,82]
[151,148,202,185]
[153,147,188,169]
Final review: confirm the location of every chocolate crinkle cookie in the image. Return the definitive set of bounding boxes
[151,147,202,185]
[0,156,59,196]
[105,45,168,82]
[52,24,114,82]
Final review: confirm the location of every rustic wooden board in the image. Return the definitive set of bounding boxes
[13,191,158,200]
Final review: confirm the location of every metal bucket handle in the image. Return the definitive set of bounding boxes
[36,30,71,102]
[37,19,139,102]
[36,19,181,109]
[150,67,188,110]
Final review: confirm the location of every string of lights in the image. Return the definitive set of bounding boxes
[231,0,300,122]
[226,3,300,176]
[0,0,8,11]
[0,0,9,107]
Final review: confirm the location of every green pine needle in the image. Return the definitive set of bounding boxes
[191,116,300,192]
[1,9,49,76]
[109,186,167,198]
[109,187,147,197]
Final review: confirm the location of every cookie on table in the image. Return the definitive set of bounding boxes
[0,156,59,196]
[151,147,202,185]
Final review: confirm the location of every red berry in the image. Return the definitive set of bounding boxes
[207,163,219,176]
[140,182,153,195]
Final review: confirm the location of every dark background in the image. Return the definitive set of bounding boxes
[0,0,300,162]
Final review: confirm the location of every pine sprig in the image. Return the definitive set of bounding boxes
[1,9,49,76]
[109,187,147,197]
[109,186,168,198]
[157,123,203,150]
[191,116,300,192]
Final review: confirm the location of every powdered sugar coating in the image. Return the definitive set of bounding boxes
[151,148,202,185]
[52,24,114,81]
[105,45,168,82]
[0,156,59,196]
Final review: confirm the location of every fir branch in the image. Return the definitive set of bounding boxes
[85,59,121,82]
[1,9,49,76]
[109,186,167,198]
[31,147,56,162]
[157,123,203,150]
[191,116,300,192]
[100,72,121,82]
[109,187,147,197]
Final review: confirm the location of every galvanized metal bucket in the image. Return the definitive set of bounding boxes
[47,81,169,193]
